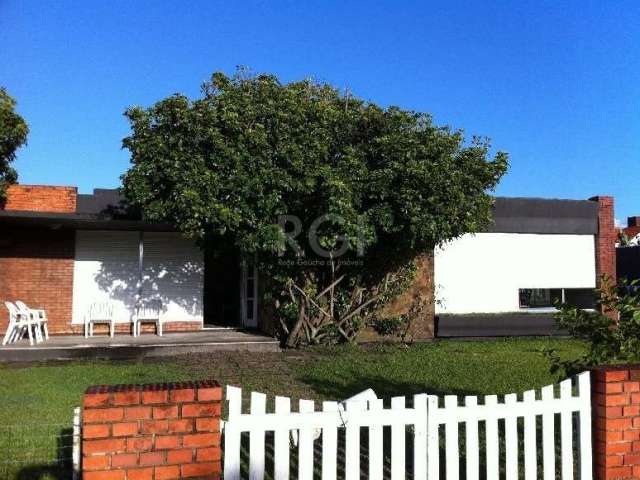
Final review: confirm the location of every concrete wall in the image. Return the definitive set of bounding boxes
[434,232,596,314]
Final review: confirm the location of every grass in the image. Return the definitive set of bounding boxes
[0,361,189,479]
[0,337,586,479]
[182,337,586,402]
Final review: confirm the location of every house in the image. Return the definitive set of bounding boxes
[0,185,262,336]
[0,184,616,339]
[616,216,640,282]
[434,196,615,336]
[619,216,640,244]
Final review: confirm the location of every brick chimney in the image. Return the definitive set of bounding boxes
[590,196,616,286]
[589,196,618,294]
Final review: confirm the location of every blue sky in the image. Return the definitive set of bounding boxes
[1,1,639,220]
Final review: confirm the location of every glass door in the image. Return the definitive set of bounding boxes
[240,260,258,328]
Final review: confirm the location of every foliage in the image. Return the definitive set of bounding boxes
[280,257,417,345]
[370,315,410,337]
[0,87,28,202]
[122,68,508,346]
[618,230,633,247]
[548,277,640,376]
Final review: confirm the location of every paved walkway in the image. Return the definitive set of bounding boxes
[0,328,280,361]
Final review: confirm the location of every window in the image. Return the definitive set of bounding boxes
[519,288,595,310]
[564,288,596,309]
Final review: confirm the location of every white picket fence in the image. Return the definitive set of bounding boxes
[223,372,592,480]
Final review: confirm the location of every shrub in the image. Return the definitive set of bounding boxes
[548,277,640,376]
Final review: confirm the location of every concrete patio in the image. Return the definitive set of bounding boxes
[0,328,280,362]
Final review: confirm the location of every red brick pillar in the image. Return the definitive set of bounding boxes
[82,380,222,480]
[592,365,640,479]
[590,195,617,286]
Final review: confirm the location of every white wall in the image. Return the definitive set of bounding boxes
[434,233,596,314]
[72,231,204,325]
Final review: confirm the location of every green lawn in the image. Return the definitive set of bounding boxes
[0,338,586,479]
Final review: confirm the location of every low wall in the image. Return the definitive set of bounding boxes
[436,313,567,337]
[82,380,221,479]
[592,365,640,480]
[70,322,203,336]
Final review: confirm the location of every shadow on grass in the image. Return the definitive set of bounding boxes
[13,428,73,480]
[297,373,480,401]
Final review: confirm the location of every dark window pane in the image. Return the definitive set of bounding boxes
[519,289,561,308]
[564,288,595,309]
[550,289,563,304]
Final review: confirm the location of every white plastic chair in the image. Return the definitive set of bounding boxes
[15,301,49,341]
[85,302,115,338]
[133,301,163,337]
[3,302,38,345]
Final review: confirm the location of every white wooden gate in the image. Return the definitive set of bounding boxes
[223,372,592,480]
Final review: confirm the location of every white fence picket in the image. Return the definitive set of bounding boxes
[578,372,593,480]
[72,406,80,480]
[321,401,339,480]
[345,400,364,480]
[485,394,499,480]
[344,401,364,480]
[249,392,267,480]
[444,395,459,480]
[427,395,440,480]
[298,399,315,480]
[542,384,556,480]
[274,396,291,480]
[413,394,428,480]
[222,372,594,480]
[223,385,242,480]
[465,396,479,480]
[369,399,384,480]
[504,393,518,480]
[390,396,406,480]
[560,379,574,480]
[523,389,537,480]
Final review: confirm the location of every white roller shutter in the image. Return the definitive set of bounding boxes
[142,232,204,322]
[72,230,204,325]
[72,231,139,324]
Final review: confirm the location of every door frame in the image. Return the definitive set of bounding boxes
[240,260,258,328]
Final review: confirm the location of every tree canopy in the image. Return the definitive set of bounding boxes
[0,88,28,202]
[122,69,508,345]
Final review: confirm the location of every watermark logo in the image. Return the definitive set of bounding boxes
[277,213,365,262]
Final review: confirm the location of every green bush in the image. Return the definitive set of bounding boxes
[548,277,640,375]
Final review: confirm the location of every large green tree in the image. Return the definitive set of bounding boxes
[0,88,28,202]
[122,70,508,346]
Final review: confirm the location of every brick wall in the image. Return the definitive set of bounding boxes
[591,196,617,285]
[3,184,77,212]
[82,380,222,480]
[592,365,640,480]
[0,185,78,334]
[359,253,435,342]
[0,228,75,334]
